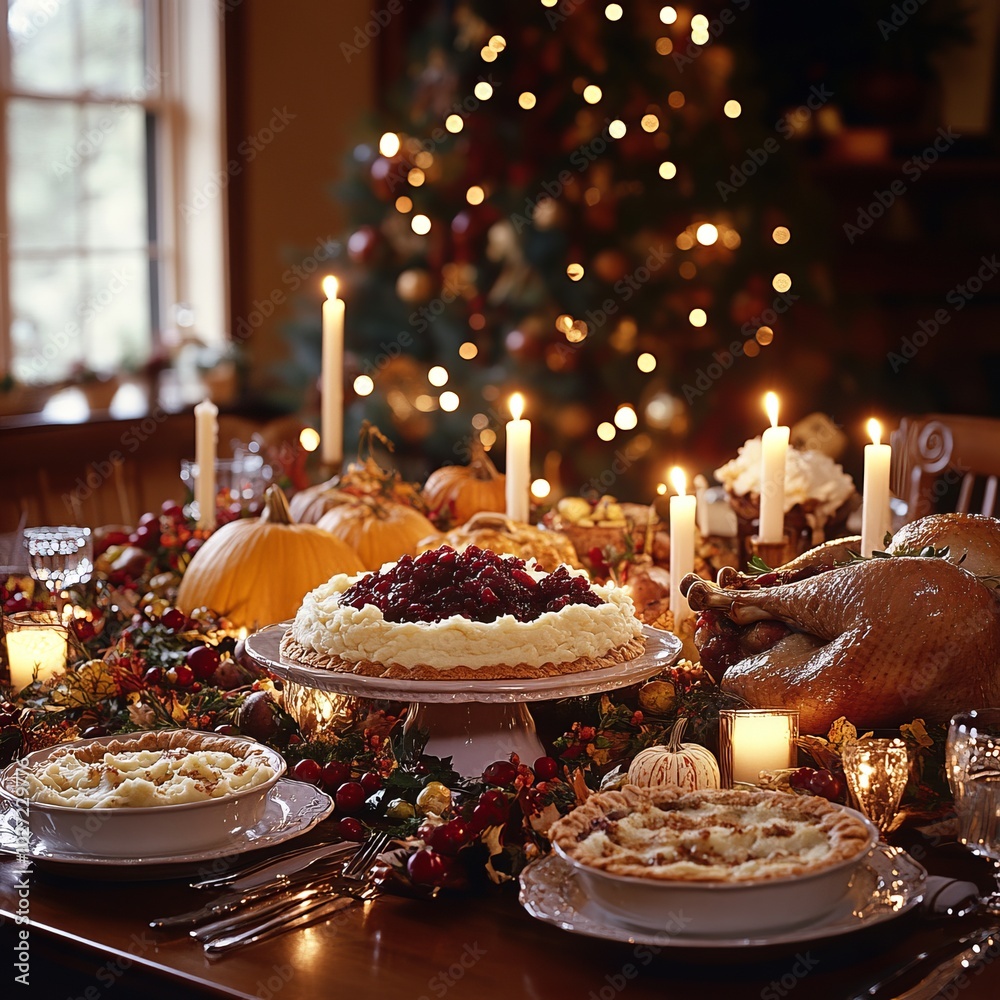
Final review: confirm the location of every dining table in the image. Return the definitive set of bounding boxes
[3,817,1000,1000]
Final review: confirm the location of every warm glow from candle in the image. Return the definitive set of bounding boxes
[299,427,320,452]
[868,418,882,446]
[509,392,525,421]
[669,466,687,496]
[322,275,339,300]
[764,391,780,428]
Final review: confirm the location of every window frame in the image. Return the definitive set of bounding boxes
[0,0,228,394]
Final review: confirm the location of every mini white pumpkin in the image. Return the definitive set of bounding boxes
[627,718,720,791]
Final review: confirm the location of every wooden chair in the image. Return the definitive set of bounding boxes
[891,414,1000,521]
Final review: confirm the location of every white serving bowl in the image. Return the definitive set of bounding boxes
[553,802,879,937]
[0,730,286,858]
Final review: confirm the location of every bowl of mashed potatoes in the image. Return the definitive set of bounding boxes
[0,729,286,857]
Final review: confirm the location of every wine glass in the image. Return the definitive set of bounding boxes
[22,526,94,611]
[946,708,1000,914]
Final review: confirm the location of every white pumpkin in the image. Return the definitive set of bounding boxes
[627,718,720,791]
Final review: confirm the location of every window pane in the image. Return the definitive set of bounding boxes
[82,105,148,249]
[80,0,146,97]
[10,257,85,383]
[7,98,80,250]
[7,0,79,94]
[82,253,151,373]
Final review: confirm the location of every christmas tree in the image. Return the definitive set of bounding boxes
[284,0,832,502]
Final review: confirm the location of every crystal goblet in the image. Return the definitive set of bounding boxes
[946,708,1000,915]
[22,526,94,608]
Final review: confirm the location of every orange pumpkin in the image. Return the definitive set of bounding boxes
[422,441,506,526]
[416,511,580,571]
[317,498,439,570]
[176,485,363,629]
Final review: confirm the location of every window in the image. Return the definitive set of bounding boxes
[1,0,227,397]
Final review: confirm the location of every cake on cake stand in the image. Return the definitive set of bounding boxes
[245,624,682,776]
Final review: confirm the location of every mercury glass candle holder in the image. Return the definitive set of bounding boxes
[3,610,69,692]
[281,680,360,739]
[842,738,909,836]
[719,708,799,787]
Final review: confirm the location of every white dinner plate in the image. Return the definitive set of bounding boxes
[0,777,333,880]
[518,843,926,948]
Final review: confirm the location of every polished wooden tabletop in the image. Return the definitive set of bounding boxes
[3,823,1000,1000]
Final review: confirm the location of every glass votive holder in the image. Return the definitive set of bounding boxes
[179,455,273,519]
[3,610,69,692]
[719,708,799,787]
[842,738,909,836]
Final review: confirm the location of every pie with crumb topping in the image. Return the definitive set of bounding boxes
[549,786,874,882]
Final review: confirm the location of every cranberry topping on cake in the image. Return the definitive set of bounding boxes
[339,544,602,623]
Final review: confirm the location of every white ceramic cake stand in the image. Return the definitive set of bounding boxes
[244,624,682,776]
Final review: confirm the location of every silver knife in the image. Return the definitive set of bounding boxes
[150,869,365,929]
[188,841,356,891]
[850,924,1000,999]
[202,888,376,957]
[892,925,1000,998]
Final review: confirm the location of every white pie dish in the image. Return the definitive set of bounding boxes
[0,730,286,858]
[550,793,879,937]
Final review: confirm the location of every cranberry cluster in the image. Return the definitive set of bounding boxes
[340,545,602,623]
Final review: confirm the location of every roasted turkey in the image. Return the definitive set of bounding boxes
[682,513,1000,734]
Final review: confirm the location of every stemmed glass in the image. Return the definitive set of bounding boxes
[946,708,1000,914]
[22,526,94,613]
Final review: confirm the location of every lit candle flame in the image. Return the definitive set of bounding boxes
[322,275,339,300]
[509,392,525,421]
[867,417,882,447]
[764,391,780,428]
[669,466,687,496]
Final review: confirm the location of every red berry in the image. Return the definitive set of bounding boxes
[173,663,195,687]
[320,761,351,790]
[160,608,187,632]
[138,511,160,528]
[142,667,162,686]
[428,819,469,857]
[214,724,238,735]
[533,756,559,781]
[406,848,453,886]
[82,725,108,738]
[185,537,204,556]
[337,817,365,842]
[335,781,366,815]
[482,760,518,786]
[185,644,220,681]
[161,501,185,521]
[807,769,846,802]
[292,758,323,785]
[131,524,160,550]
[788,767,816,790]
[359,771,382,795]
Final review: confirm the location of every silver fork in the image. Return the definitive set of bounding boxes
[198,832,390,955]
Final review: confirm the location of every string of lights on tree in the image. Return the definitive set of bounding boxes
[283,0,830,500]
